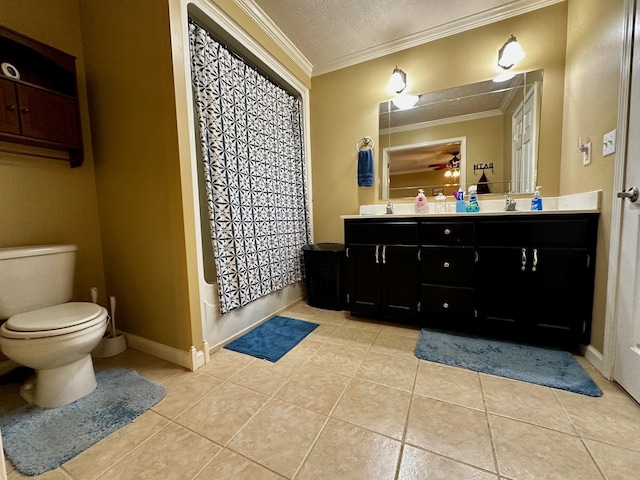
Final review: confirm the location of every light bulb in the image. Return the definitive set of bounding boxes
[498,36,525,70]
[392,93,418,110]
[387,67,407,94]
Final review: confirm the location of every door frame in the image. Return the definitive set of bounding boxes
[602,0,636,379]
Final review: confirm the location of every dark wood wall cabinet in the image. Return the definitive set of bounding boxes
[0,25,83,167]
[344,213,599,347]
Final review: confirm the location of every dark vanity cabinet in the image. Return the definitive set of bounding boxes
[0,25,83,166]
[475,216,597,344]
[344,213,599,345]
[344,220,419,319]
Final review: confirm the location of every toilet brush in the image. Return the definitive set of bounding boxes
[109,296,117,338]
[100,295,127,358]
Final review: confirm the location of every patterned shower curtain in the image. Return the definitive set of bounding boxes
[189,20,311,314]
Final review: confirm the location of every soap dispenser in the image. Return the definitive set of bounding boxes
[415,189,427,213]
[531,186,543,211]
[466,185,480,212]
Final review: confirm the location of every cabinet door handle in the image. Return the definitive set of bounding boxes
[444,228,451,235]
[443,261,450,268]
[532,248,538,272]
[382,245,387,264]
[443,302,449,309]
[21,107,30,114]
[521,248,527,271]
[7,104,16,111]
[375,245,380,264]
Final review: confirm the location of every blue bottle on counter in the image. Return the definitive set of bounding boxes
[466,185,480,213]
[531,186,543,211]
[455,188,466,213]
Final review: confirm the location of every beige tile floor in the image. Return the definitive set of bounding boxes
[3,302,640,479]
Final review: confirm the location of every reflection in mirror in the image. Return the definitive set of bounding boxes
[380,69,543,199]
[382,138,466,200]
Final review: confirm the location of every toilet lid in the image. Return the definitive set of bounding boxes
[6,302,105,332]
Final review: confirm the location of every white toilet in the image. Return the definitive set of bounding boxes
[0,245,108,408]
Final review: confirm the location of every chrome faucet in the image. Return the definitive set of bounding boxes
[505,194,517,211]
[386,201,394,214]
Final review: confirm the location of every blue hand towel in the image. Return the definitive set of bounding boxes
[358,149,374,187]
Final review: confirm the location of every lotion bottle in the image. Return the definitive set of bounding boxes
[415,189,427,213]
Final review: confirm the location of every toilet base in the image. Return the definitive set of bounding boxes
[21,354,97,408]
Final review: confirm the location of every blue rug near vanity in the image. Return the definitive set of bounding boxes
[414,330,602,397]
[0,368,166,476]
[224,315,319,362]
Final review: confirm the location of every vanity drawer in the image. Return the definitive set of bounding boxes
[420,246,475,285]
[345,221,418,245]
[477,218,593,246]
[420,284,475,319]
[420,221,474,245]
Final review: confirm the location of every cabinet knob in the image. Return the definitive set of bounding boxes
[444,228,451,235]
[443,262,450,268]
[443,302,449,309]
[21,107,30,114]
[7,104,16,111]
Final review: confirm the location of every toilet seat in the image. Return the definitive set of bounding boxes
[0,302,108,339]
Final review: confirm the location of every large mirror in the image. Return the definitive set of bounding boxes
[379,69,543,200]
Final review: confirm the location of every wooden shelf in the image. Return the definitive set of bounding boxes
[0,25,83,167]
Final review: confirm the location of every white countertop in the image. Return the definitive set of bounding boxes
[341,190,601,219]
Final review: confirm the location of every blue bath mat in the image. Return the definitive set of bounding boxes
[0,368,166,476]
[414,330,602,397]
[225,315,319,362]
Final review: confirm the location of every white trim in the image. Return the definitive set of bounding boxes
[581,344,604,373]
[233,0,312,77]
[122,331,206,371]
[312,0,566,76]
[602,0,635,380]
[0,429,6,480]
[380,110,503,136]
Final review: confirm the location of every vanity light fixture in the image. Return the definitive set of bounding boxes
[444,154,461,178]
[497,35,525,70]
[387,66,407,94]
[392,92,419,110]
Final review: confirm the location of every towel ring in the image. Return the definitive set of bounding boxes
[356,136,374,153]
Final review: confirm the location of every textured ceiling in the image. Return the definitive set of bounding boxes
[250,0,552,72]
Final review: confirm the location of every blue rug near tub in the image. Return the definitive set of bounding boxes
[225,315,319,362]
[0,368,166,476]
[414,330,602,397]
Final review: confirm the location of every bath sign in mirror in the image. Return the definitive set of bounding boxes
[379,69,543,199]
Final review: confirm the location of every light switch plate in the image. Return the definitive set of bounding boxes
[583,142,592,165]
[603,129,616,156]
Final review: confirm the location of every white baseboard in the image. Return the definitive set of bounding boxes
[121,331,207,371]
[581,344,605,376]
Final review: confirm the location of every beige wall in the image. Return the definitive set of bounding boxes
[78,0,196,350]
[0,0,106,305]
[310,3,568,243]
[560,0,625,351]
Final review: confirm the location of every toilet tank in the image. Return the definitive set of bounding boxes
[0,245,77,319]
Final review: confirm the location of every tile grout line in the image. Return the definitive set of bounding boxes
[290,321,383,479]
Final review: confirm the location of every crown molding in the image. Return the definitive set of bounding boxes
[234,0,312,78]
[312,0,566,76]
